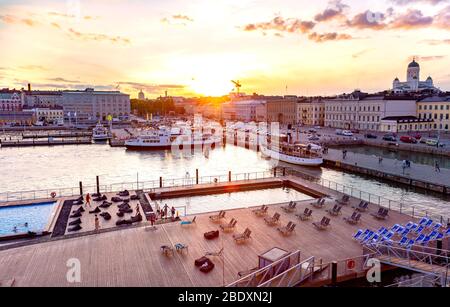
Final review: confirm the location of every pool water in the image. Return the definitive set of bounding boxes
[0,202,57,236]
[157,187,313,215]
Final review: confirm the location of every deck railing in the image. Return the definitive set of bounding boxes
[285,168,450,226]
[0,170,276,203]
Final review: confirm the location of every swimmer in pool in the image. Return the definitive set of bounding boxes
[24,222,29,228]
[13,226,18,233]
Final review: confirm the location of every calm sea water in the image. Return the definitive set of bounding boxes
[1,144,449,216]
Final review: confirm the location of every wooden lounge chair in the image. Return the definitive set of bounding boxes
[252,205,269,217]
[353,201,369,212]
[209,211,226,222]
[233,228,252,244]
[344,211,362,225]
[220,218,238,232]
[277,222,296,236]
[335,195,350,205]
[281,201,297,213]
[371,207,389,220]
[296,208,313,221]
[313,217,331,230]
[181,216,196,226]
[326,204,342,216]
[264,212,281,226]
[312,198,326,209]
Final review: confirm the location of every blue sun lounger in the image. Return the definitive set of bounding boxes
[418,217,429,226]
[398,237,408,246]
[406,239,415,249]
[415,234,425,243]
[353,229,364,240]
[424,219,433,228]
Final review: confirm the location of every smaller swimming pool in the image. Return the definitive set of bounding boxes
[0,201,57,236]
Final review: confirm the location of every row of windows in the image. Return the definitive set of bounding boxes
[326,105,381,112]
[326,115,380,122]
[419,104,450,111]
[419,113,450,120]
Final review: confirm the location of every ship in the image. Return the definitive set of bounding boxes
[92,122,111,142]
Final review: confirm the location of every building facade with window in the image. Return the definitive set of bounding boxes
[417,95,450,131]
[297,98,325,126]
[266,98,298,125]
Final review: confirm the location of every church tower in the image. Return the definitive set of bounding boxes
[407,58,420,91]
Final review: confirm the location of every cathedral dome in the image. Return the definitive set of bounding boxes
[408,59,420,68]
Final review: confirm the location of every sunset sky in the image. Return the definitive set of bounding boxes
[0,0,449,98]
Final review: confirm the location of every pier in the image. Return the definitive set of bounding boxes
[0,138,92,147]
[323,148,450,195]
[0,173,448,287]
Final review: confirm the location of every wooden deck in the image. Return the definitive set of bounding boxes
[0,189,412,287]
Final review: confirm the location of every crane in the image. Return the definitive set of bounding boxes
[231,80,242,95]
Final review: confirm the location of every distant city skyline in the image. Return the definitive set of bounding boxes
[0,0,449,98]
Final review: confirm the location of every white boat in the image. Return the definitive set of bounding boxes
[260,140,323,167]
[125,127,220,150]
[92,122,111,141]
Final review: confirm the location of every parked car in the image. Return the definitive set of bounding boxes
[365,133,378,139]
[413,134,422,140]
[342,130,353,137]
[335,129,343,135]
[426,139,439,146]
[383,135,397,142]
[350,129,360,134]
[308,136,320,141]
[400,136,417,144]
[308,129,317,134]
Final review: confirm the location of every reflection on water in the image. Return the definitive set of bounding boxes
[159,187,312,215]
[1,144,449,216]
[338,145,450,169]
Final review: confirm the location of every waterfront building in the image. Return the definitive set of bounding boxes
[0,111,34,126]
[61,88,130,122]
[379,116,434,133]
[266,98,298,125]
[222,100,266,122]
[24,90,63,108]
[417,95,450,131]
[22,106,64,124]
[0,91,23,111]
[392,59,439,93]
[297,97,325,126]
[324,91,417,131]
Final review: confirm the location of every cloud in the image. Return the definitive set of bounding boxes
[314,0,349,22]
[308,32,353,42]
[67,28,131,44]
[416,55,446,61]
[47,77,80,83]
[0,14,39,27]
[390,0,449,5]
[434,5,450,29]
[117,82,186,94]
[389,9,434,29]
[352,49,372,58]
[423,38,450,44]
[243,16,316,34]
[19,65,47,71]
[346,11,388,30]
[161,14,194,26]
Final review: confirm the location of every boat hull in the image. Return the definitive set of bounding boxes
[125,141,218,151]
[260,146,323,166]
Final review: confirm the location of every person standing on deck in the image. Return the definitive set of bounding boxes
[171,206,176,220]
[163,204,169,221]
[85,193,91,207]
[435,161,441,173]
[94,214,100,231]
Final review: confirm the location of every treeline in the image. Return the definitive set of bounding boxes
[130,98,185,117]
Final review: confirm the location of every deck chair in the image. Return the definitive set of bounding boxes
[233,228,252,244]
[181,216,196,226]
[277,222,296,236]
[312,198,326,209]
[264,212,281,226]
[252,205,268,217]
[371,207,389,220]
[344,211,361,225]
[354,201,369,212]
[313,217,331,230]
[336,194,350,205]
[296,208,313,221]
[281,202,297,213]
[220,219,238,232]
[327,205,342,216]
[209,211,226,222]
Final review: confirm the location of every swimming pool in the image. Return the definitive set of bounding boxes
[158,187,313,215]
[0,201,57,236]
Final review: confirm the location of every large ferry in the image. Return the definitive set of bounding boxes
[260,134,323,166]
[92,122,111,142]
[125,127,220,150]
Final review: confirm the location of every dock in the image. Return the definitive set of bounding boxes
[1,175,445,287]
[0,138,92,147]
[323,148,450,195]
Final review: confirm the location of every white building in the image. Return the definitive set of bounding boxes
[0,92,22,111]
[61,88,130,122]
[222,100,266,122]
[324,91,417,131]
[24,91,63,107]
[392,59,439,93]
[23,107,64,124]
